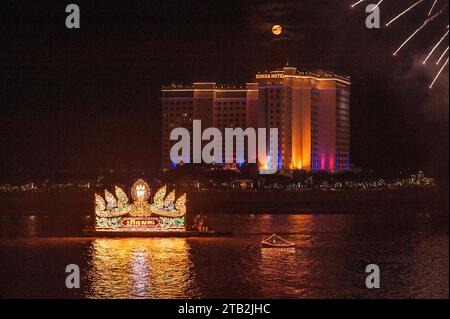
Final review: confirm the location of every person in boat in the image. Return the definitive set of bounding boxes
[193,214,208,232]
[262,234,295,247]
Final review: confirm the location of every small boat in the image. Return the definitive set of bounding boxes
[261,234,295,248]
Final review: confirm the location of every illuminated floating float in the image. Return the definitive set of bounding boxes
[91,179,189,235]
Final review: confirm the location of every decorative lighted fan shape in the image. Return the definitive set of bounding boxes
[153,185,167,209]
[131,179,151,202]
[95,193,106,211]
[104,190,117,209]
[164,190,176,209]
[175,193,187,216]
[114,185,129,208]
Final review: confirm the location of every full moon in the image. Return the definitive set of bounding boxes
[272,25,282,36]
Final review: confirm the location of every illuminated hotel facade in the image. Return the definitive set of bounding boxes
[161,66,351,171]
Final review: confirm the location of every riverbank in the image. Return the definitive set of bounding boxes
[189,188,448,214]
[0,187,447,216]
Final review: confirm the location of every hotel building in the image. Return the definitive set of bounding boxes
[161,66,351,171]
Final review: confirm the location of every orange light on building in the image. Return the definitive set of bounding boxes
[258,160,269,170]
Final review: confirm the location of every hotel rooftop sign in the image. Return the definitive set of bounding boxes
[255,69,351,85]
[255,73,285,80]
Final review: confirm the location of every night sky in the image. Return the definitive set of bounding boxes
[1,0,449,180]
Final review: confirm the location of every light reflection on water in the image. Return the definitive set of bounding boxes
[24,215,38,237]
[0,213,448,298]
[87,238,197,299]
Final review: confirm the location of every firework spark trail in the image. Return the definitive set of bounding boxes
[423,28,449,64]
[394,23,429,55]
[386,0,425,27]
[393,5,448,56]
[437,46,449,64]
[351,0,367,8]
[372,0,384,12]
[428,0,439,16]
[430,57,449,88]
[351,0,449,87]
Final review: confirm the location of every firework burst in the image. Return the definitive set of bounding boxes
[351,0,449,88]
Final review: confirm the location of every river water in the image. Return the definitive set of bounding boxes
[0,212,448,298]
